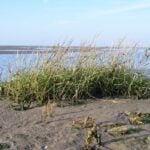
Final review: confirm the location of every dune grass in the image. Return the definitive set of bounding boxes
[0,43,150,109]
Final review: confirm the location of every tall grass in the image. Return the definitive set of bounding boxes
[0,43,150,109]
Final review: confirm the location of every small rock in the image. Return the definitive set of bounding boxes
[115,112,130,124]
[41,145,48,150]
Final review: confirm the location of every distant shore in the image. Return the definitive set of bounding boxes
[0,50,54,54]
[0,46,148,54]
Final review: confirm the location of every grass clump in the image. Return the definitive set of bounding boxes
[1,43,150,109]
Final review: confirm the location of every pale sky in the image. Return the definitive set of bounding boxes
[0,0,150,46]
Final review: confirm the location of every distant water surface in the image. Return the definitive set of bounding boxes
[0,47,149,80]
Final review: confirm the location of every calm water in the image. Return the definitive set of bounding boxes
[0,48,150,80]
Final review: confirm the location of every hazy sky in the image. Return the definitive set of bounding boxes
[0,0,150,46]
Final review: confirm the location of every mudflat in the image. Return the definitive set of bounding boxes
[0,98,150,150]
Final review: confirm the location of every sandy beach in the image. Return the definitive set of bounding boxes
[0,98,150,150]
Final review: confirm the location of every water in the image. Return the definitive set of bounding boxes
[0,53,41,80]
[0,47,149,80]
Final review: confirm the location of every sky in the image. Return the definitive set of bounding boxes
[0,0,150,46]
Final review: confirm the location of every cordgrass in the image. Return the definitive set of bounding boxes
[0,44,150,109]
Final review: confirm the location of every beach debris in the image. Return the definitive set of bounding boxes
[72,112,150,149]
[72,116,95,129]
[102,122,125,129]
[72,116,102,149]
[84,116,95,128]
[125,112,150,125]
[107,126,143,136]
[41,101,56,123]
[85,124,102,149]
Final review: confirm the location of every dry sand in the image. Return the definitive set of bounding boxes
[0,98,150,150]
